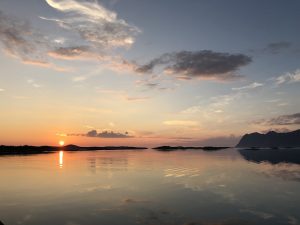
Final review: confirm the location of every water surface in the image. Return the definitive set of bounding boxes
[1,148,300,225]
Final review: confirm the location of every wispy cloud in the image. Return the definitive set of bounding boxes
[44,0,139,50]
[48,46,104,61]
[240,209,274,220]
[134,74,178,92]
[0,88,5,92]
[124,96,150,102]
[27,79,42,88]
[255,113,300,125]
[261,128,291,134]
[0,11,50,66]
[264,41,292,54]
[0,10,69,71]
[89,87,150,102]
[181,92,244,126]
[136,50,252,81]
[275,69,300,85]
[210,92,243,108]
[0,0,140,70]
[249,41,293,55]
[232,82,263,91]
[163,120,198,126]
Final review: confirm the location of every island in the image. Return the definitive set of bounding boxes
[236,129,300,148]
[153,146,230,151]
[0,145,147,155]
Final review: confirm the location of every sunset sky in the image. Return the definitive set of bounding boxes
[0,0,299,146]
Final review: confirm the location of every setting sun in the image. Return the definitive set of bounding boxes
[59,140,65,146]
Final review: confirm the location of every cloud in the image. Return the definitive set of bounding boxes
[44,0,140,49]
[27,79,42,88]
[265,41,292,54]
[109,122,115,127]
[240,209,274,219]
[105,58,138,74]
[232,82,263,91]
[256,113,300,126]
[23,59,70,71]
[0,0,140,70]
[122,198,150,204]
[0,10,69,71]
[288,216,299,225]
[100,90,151,102]
[56,133,67,137]
[275,69,300,84]
[124,96,150,101]
[136,50,252,81]
[0,88,4,92]
[0,11,49,65]
[134,74,177,92]
[250,41,293,55]
[210,92,243,108]
[182,92,243,115]
[163,120,199,126]
[70,129,133,138]
[135,79,159,89]
[48,46,104,60]
[261,128,291,134]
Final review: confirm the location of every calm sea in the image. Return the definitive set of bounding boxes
[0,148,300,225]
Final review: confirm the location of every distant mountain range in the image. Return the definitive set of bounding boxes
[236,129,300,148]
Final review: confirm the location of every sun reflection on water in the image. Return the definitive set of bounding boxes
[59,151,64,168]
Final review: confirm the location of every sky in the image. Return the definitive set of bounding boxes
[0,0,300,147]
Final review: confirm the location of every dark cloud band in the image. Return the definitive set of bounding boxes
[136,50,252,81]
[69,130,133,138]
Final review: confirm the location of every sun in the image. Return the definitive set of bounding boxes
[59,140,65,146]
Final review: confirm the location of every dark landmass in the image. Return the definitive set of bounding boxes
[239,148,300,165]
[62,144,147,151]
[0,220,4,225]
[0,145,147,155]
[0,145,57,155]
[153,146,230,151]
[236,129,300,148]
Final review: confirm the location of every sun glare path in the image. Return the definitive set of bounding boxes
[59,151,64,168]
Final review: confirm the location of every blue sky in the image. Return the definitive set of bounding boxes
[0,0,299,146]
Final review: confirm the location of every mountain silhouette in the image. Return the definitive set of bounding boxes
[236,129,300,148]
